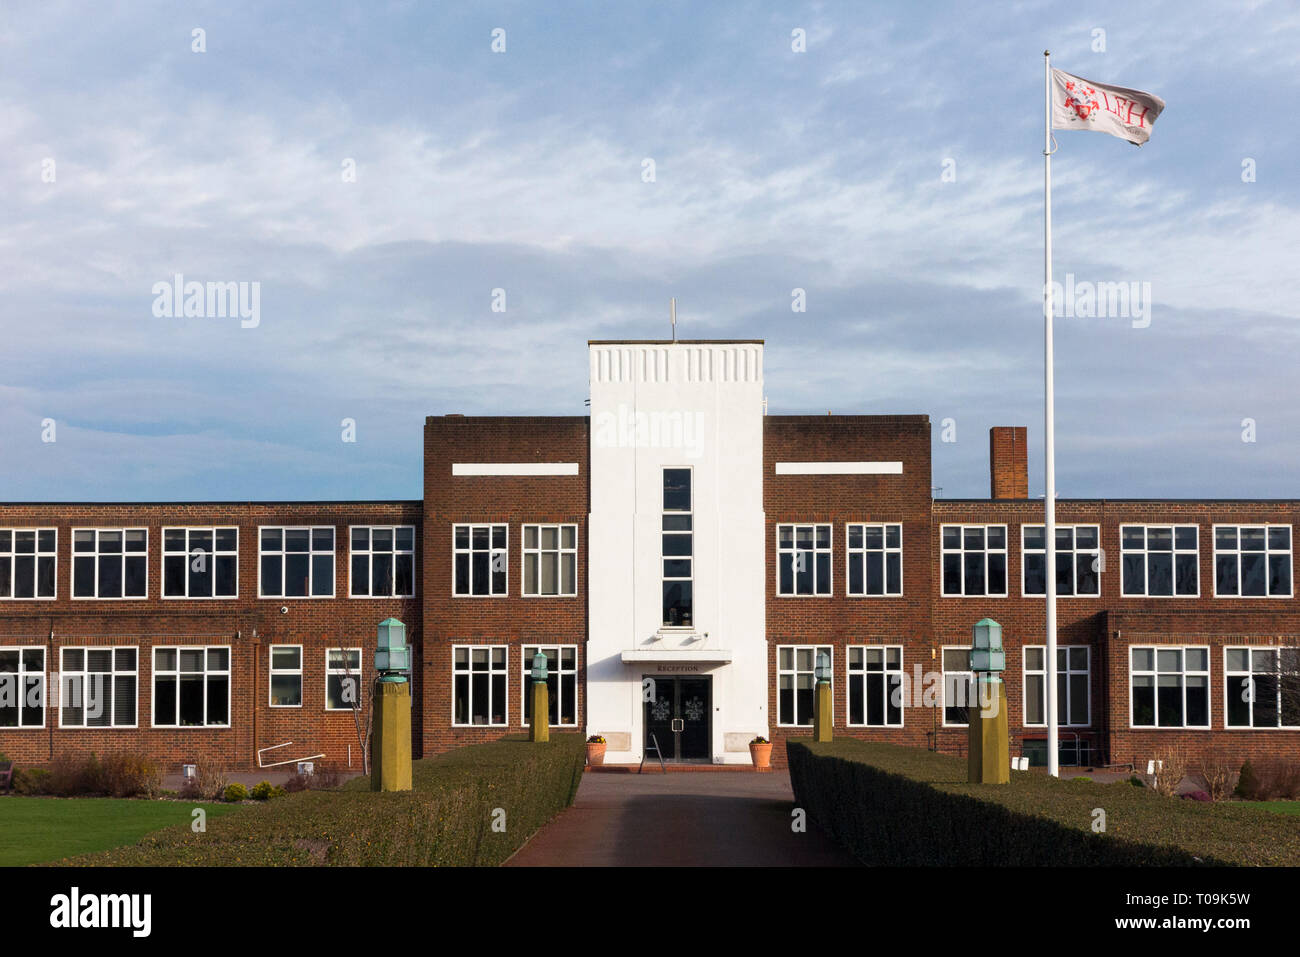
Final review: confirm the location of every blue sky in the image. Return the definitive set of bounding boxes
[2,0,1298,500]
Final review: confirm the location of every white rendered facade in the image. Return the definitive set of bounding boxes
[586,340,768,763]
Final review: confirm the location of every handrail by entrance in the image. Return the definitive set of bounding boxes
[639,732,668,774]
[257,741,326,769]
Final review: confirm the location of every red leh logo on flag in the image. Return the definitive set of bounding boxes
[1051,68,1165,146]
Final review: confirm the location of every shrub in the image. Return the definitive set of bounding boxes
[1071,775,1092,782]
[1258,761,1300,800]
[786,739,1300,866]
[66,735,587,867]
[1128,775,1145,788]
[1236,760,1262,800]
[223,783,249,802]
[47,753,104,796]
[1148,747,1189,798]
[1181,790,1212,802]
[14,768,52,795]
[249,781,283,801]
[100,753,162,799]
[1198,748,1239,802]
[179,761,228,801]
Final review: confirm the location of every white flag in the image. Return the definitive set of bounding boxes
[1051,69,1165,146]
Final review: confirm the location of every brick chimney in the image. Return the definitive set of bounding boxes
[989,427,1028,499]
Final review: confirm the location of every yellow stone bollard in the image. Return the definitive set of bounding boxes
[529,680,549,743]
[967,678,1010,784]
[814,680,833,742]
[371,679,412,792]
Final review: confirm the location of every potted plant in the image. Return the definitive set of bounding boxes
[749,735,773,772]
[586,735,607,766]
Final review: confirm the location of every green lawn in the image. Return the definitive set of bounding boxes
[0,798,240,866]
[1252,801,1300,817]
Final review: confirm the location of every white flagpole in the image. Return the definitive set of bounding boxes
[1043,50,1059,778]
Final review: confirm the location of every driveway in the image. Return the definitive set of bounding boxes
[506,770,857,866]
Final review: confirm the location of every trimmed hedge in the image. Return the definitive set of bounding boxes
[62,735,585,867]
[788,740,1300,866]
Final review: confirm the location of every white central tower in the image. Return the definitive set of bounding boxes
[586,339,768,764]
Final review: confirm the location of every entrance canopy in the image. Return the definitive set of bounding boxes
[619,648,733,664]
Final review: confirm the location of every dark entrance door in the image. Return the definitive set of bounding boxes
[644,676,711,762]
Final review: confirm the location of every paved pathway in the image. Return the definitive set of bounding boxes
[506,770,857,866]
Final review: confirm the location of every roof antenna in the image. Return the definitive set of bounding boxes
[670,297,677,342]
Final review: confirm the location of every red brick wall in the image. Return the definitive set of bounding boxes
[762,416,934,765]
[421,416,590,756]
[0,502,421,772]
[989,426,1028,500]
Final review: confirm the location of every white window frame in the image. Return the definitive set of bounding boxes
[521,524,578,597]
[1022,645,1091,727]
[776,524,833,597]
[71,528,149,600]
[0,646,46,728]
[349,525,417,598]
[1020,524,1101,598]
[776,645,833,727]
[151,646,231,728]
[846,645,904,727]
[941,646,974,727]
[845,523,903,597]
[258,525,336,599]
[1212,524,1293,598]
[161,526,239,599]
[268,644,303,708]
[452,644,509,727]
[1128,645,1211,729]
[59,646,138,729]
[1119,524,1200,598]
[519,645,579,727]
[940,524,1008,597]
[1223,646,1300,729]
[325,648,364,712]
[0,528,57,600]
[452,524,509,597]
[661,467,694,627]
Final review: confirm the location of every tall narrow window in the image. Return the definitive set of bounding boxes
[350,526,416,597]
[847,646,903,726]
[662,469,693,626]
[777,645,832,726]
[325,648,364,711]
[521,645,578,726]
[0,647,45,727]
[452,645,507,725]
[522,525,577,596]
[269,645,303,707]
[942,648,973,726]
[0,529,57,599]
[1024,646,1090,726]
[452,524,507,596]
[777,524,832,595]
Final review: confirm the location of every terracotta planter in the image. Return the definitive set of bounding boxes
[586,742,607,766]
[749,742,773,772]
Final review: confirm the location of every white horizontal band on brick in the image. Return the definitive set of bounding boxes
[452,462,579,476]
[774,461,903,475]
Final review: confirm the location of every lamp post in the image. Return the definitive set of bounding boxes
[371,618,412,792]
[967,618,1010,784]
[813,649,833,743]
[528,650,550,743]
